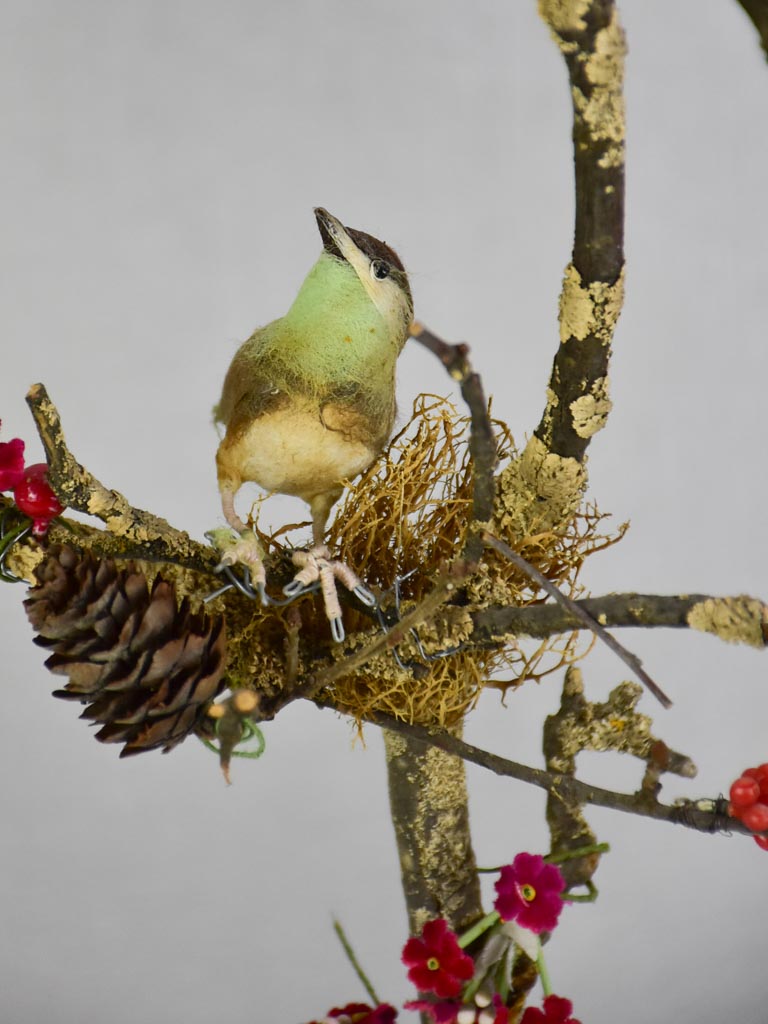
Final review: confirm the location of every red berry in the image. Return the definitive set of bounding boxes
[730,776,761,809]
[13,463,63,521]
[743,766,768,801]
[741,802,768,833]
[753,835,768,851]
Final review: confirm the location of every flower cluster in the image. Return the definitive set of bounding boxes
[0,422,63,536]
[397,852,577,1024]
[493,853,566,933]
[308,851,579,1024]
[307,1002,397,1024]
[728,763,768,850]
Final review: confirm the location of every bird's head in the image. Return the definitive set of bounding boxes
[314,207,413,338]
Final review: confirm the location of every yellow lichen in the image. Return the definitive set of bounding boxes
[496,434,587,538]
[572,7,626,167]
[538,0,590,37]
[558,264,625,345]
[686,597,768,649]
[559,263,595,343]
[570,377,612,438]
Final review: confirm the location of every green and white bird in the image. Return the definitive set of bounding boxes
[213,207,413,638]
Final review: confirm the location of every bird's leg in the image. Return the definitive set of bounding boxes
[208,484,269,601]
[283,493,376,641]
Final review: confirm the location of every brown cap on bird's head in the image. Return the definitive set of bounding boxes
[314,207,413,317]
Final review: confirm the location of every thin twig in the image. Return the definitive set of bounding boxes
[482,530,672,708]
[318,701,748,837]
[410,321,497,562]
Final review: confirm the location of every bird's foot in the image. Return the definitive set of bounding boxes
[205,527,269,603]
[283,545,376,642]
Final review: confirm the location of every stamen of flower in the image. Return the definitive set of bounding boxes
[427,956,440,971]
[519,883,536,903]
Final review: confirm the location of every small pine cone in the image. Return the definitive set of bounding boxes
[25,545,227,756]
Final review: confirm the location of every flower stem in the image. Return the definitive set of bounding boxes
[477,841,610,874]
[545,842,610,864]
[332,919,380,1006]
[458,910,500,948]
[537,947,552,997]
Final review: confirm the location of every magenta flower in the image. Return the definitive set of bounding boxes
[520,995,581,1024]
[402,918,475,998]
[306,1003,397,1024]
[493,853,565,933]
[0,424,25,491]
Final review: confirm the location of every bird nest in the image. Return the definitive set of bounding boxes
[240,395,625,729]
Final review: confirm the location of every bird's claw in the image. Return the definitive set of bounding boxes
[284,546,376,642]
[352,583,377,607]
[204,529,269,604]
[204,533,377,642]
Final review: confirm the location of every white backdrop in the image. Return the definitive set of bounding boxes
[1,3,767,1022]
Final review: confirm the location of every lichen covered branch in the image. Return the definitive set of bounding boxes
[495,0,626,540]
[26,383,210,569]
[470,592,768,649]
[384,729,483,934]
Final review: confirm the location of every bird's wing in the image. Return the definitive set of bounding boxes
[319,382,396,454]
[214,327,290,436]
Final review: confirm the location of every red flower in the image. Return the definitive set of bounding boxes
[494,854,565,933]
[13,463,63,536]
[307,1003,397,1024]
[520,994,581,1024]
[402,918,475,998]
[0,424,25,491]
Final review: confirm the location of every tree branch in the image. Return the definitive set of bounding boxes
[323,699,749,838]
[25,383,215,572]
[410,321,497,562]
[535,0,626,461]
[470,592,768,649]
[735,0,768,59]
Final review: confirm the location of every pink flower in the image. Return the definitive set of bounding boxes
[493,854,565,934]
[520,995,581,1024]
[402,918,475,998]
[0,423,25,491]
[307,1003,397,1024]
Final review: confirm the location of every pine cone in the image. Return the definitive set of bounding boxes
[25,545,227,756]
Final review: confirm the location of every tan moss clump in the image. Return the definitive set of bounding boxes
[319,396,624,726]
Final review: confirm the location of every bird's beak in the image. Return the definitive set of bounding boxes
[314,208,367,276]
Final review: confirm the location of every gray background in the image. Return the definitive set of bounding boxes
[2,2,767,1021]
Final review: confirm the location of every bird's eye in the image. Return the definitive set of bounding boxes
[371,260,390,280]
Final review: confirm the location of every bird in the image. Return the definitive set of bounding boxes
[212,207,413,639]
